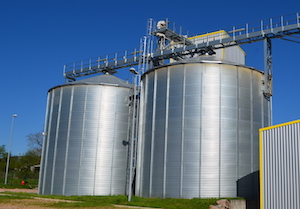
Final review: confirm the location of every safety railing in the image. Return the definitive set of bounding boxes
[64,11,300,78]
[188,11,300,44]
[63,47,143,77]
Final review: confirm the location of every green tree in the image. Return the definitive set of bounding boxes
[0,145,6,158]
[19,150,40,171]
[13,150,41,180]
[0,145,7,173]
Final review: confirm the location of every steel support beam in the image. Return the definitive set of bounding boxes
[63,12,300,81]
[263,37,273,97]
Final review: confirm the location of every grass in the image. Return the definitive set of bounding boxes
[0,178,38,189]
[0,194,30,200]
[0,191,244,208]
[0,178,245,208]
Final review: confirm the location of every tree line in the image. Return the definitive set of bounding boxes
[0,131,43,180]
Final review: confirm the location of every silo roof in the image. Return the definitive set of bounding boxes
[146,55,262,74]
[49,74,132,91]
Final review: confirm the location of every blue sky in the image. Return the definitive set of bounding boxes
[1,0,299,155]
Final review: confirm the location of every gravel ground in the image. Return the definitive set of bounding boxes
[0,188,38,193]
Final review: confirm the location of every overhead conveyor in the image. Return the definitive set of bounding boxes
[63,12,300,97]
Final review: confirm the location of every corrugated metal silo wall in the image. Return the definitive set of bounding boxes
[136,61,270,199]
[38,84,130,196]
[260,120,300,209]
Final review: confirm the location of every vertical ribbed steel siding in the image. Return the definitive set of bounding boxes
[137,61,270,199]
[260,120,300,209]
[38,93,51,195]
[39,84,130,196]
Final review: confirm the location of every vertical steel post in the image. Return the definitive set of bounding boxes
[263,37,272,97]
[232,26,235,41]
[263,37,273,125]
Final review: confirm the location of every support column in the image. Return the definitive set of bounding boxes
[263,37,273,125]
[263,37,273,97]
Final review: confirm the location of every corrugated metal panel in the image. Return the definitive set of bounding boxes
[38,75,131,196]
[260,120,300,209]
[137,56,270,199]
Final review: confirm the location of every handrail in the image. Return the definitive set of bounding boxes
[64,11,300,80]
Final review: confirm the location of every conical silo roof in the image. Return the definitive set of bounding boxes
[144,55,261,76]
[50,74,132,91]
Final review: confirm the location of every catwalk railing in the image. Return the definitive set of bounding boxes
[63,12,300,81]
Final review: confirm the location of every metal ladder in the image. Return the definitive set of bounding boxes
[127,18,153,201]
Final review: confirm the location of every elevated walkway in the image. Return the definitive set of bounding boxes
[64,12,300,82]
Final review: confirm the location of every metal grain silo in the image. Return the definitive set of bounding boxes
[136,55,271,199]
[39,74,132,196]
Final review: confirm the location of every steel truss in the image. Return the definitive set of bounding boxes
[63,12,300,97]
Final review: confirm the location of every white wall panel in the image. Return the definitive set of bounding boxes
[260,120,300,209]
